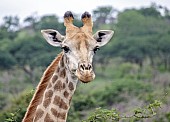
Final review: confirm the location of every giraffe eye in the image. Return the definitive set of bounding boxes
[61,46,70,53]
[93,46,100,54]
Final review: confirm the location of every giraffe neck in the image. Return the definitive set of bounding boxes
[33,54,78,122]
[22,53,63,122]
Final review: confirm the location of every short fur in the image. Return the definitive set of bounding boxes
[22,53,63,122]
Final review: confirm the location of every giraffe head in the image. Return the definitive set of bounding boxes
[41,11,114,83]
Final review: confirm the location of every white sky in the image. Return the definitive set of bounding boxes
[0,0,170,22]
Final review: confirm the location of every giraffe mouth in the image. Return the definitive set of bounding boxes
[75,70,95,83]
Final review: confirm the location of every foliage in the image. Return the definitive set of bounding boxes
[83,108,119,122]
[0,93,7,110]
[36,15,65,34]
[96,79,153,106]
[72,92,97,111]
[83,100,162,122]
[0,89,34,122]
[92,6,117,28]
[0,51,16,69]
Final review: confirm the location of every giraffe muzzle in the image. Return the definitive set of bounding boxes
[75,62,95,83]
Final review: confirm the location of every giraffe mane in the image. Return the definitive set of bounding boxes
[22,52,63,122]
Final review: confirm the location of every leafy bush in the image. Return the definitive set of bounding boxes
[83,100,162,122]
[0,89,34,122]
[0,93,7,110]
[95,79,153,106]
[72,91,98,111]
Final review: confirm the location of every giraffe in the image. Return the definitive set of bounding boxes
[22,11,114,122]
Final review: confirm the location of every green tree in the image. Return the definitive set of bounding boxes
[0,16,20,40]
[137,2,161,18]
[112,8,169,67]
[24,13,38,30]
[158,34,170,70]
[93,6,117,28]
[113,10,148,66]
[3,16,20,31]
[0,50,16,69]
[36,15,65,34]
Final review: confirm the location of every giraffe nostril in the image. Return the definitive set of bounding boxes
[80,64,85,71]
[88,64,92,70]
[79,63,92,71]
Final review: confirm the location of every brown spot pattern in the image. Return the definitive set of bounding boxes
[58,112,66,120]
[60,69,66,78]
[68,82,74,91]
[53,95,61,106]
[44,113,54,122]
[60,99,68,110]
[51,108,58,117]
[63,90,69,98]
[52,75,58,84]
[53,95,68,110]
[45,90,53,98]
[54,80,62,91]
[43,98,51,108]
[34,108,44,121]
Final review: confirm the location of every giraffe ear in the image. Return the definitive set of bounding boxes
[93,30,114,47]
[41,29,65,47]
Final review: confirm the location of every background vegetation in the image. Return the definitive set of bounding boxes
[0,3,170,122]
